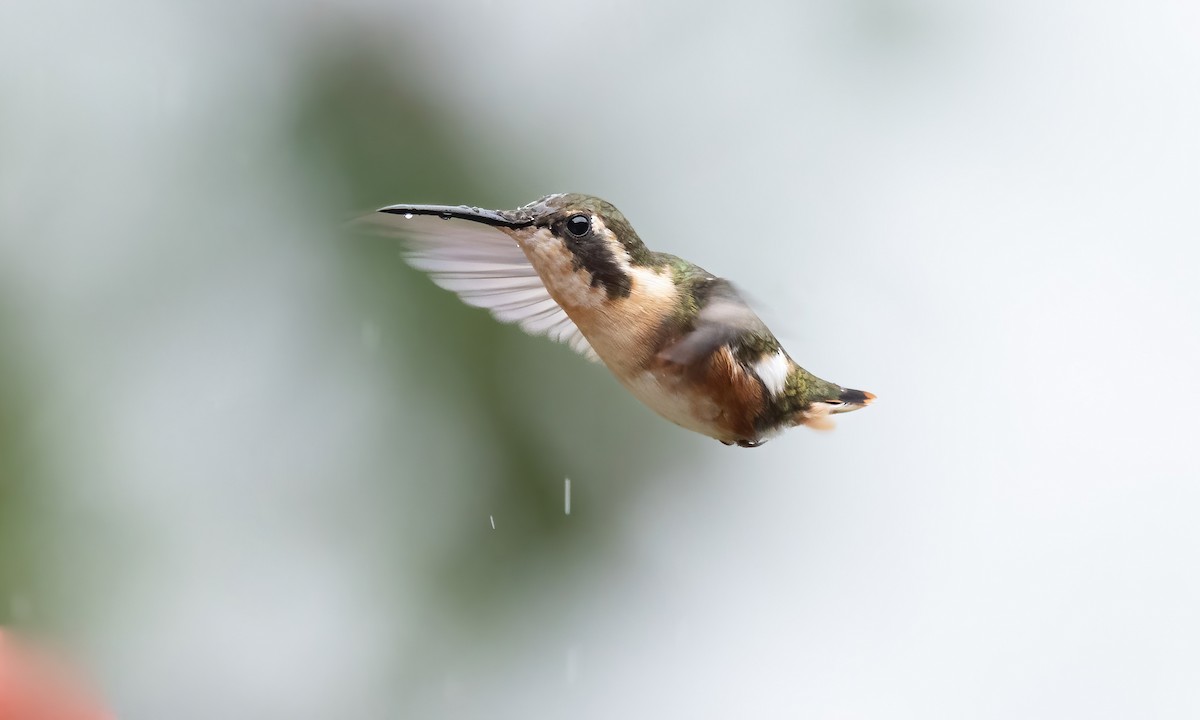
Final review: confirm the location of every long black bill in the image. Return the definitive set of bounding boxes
[377,203,533,229]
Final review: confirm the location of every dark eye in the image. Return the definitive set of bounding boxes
[566,214,590,237]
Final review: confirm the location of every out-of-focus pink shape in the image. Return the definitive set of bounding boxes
[0,629,114,720]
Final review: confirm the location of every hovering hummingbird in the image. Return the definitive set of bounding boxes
[363,193,873,447]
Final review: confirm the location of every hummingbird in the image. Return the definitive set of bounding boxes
[363,193,873,447]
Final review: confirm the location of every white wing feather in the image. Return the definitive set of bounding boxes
[364,212,600,361]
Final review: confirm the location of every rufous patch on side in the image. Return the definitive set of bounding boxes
[625,343,767,444]
[702,345,767,442]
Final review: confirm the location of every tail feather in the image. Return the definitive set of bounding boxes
[837,388,876,409]
[793,385,875,431]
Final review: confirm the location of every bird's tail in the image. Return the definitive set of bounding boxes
[789,368,875,430]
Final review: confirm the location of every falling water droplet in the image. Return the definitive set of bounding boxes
[404,213,413,219]
[564,478,571,515]
[489,515,495,530]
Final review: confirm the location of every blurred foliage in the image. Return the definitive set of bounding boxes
[0,304,39,629]
[286,28,684,659]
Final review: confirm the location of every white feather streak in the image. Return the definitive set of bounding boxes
[754,352,791,397]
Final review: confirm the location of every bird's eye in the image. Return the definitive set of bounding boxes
[566,214,590,237]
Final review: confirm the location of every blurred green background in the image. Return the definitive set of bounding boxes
[1,1,1198,718]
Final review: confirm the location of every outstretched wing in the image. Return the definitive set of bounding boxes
[360,210,600,361]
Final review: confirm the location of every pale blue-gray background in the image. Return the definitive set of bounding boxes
[1,0,1197,717]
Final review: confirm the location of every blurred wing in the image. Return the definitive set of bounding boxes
[657,279,768,366]
[361,212,600,361]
